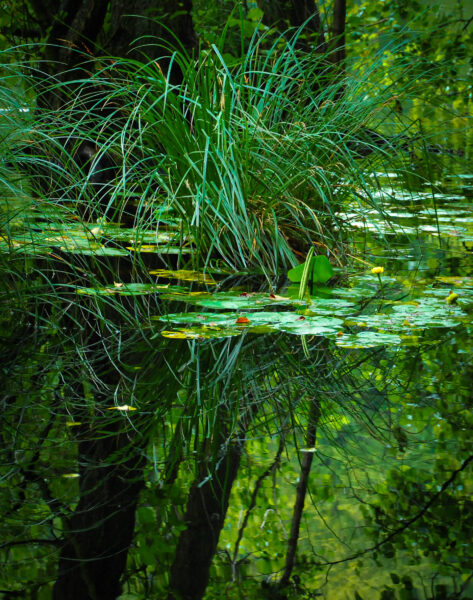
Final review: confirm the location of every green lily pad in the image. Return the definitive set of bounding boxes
[158,290,304,310]
[307,298,356,316]
[435,276,473,287]
[156,311,343,338]
[63,245,129,256]
[149,269,217,284]
[127,245,193,254]
[76,283,186,296]
[161,327,242,340]
[390,297,464,328]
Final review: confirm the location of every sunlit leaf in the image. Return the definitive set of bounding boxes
[287,255,334,284]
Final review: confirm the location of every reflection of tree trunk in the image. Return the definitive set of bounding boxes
[53,419,145,600]
[167,408,251,600]
[279,397,320,588]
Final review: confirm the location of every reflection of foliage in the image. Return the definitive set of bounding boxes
[358,328,473,598]
[347,0,473,116]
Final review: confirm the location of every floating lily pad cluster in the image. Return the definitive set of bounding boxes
[0,197,188,257]
[4,174,473,349]
[72,257,473,348]
[147,274,469,346]
[338,178,473,243]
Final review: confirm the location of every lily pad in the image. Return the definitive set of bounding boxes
[307,298,356,316]
[159,291,303,310]
[127,245,193,254]
[161,327,242,339]
[76,283,185,296]
[156,311,344,338]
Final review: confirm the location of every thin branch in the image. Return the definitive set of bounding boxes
[462,14,473,31]
[278,398,320,588]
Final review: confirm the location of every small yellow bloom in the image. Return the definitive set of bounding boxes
[371,266,384,275]
[446,291,459,305]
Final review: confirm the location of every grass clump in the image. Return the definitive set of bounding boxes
[2,29,405,279]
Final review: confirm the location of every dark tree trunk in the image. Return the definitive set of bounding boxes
[288,0,326,50]
[27,0,110,108]
[52,420,145,600]
[108,0,196,84]
[29,0,109,73]
[257,0,326,51]
[331,0,346,66]
[28,0,197,102]
[278,398,320,588]
[167,405,252,600]
[167,443,242,600]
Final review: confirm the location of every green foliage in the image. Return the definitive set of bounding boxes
[347,0,473,119]
[288,254,334,284]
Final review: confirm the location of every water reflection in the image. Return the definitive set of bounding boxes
[1,167,473,600]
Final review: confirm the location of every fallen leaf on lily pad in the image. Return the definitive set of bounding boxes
[236,316,251,324]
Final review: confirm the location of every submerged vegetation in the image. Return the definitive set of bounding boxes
[1,2,473,599]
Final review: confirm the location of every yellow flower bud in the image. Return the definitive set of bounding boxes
[371,266,384,275]
[446,291,459,305]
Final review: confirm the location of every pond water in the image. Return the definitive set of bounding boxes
[1,153,473,600]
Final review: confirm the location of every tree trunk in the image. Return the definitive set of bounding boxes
[167,441,243,600]
[331,0,346,66]
[167,399,256,600]
[28,0,109,77]
[52,420,145,600]
[278,397,320,588]
[257,0,326,51]
[288,0,326,51]
[108,0,196,84]
[29,0,197,103]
